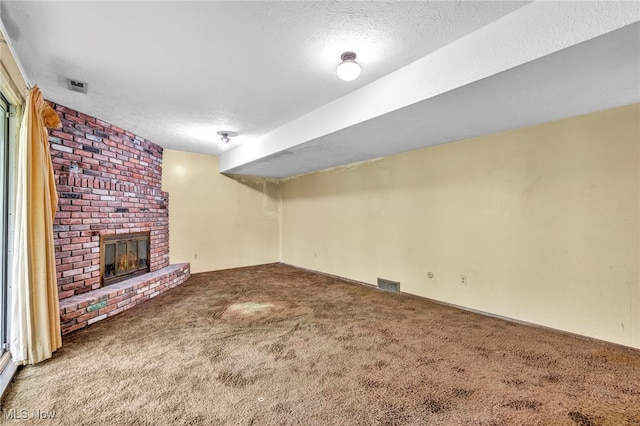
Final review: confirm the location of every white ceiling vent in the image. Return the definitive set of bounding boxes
[66,78,88,94]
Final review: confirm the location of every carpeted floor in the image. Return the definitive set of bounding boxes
[1,263,639,425]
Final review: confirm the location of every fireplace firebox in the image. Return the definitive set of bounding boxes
[100,232,150,286]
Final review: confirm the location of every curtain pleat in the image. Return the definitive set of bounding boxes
[11,85,61,365]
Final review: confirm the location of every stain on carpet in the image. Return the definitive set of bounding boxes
[217,369,257,388]
[423,397,451,414]
[503,399,542,411]
[228,302,274,314]
[568,411,597,426]
[451,388,474,399]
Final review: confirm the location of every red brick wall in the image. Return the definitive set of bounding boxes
[48,102,169,300]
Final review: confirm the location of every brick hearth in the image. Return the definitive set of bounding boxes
[59,263,190,335]
[48,102,190,334]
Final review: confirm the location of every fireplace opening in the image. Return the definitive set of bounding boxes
[101,232,150,286]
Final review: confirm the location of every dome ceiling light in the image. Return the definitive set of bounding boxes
[336,51,361,82]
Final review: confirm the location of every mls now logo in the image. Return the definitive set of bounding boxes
[3,408,57,420]
[3,409,29,419]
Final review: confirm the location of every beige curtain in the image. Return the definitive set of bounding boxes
[11,85,62,365]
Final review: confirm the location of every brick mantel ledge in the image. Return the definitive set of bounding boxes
[59,263,190,335]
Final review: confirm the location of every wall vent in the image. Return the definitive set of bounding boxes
[66,78,88,94]
[377,278,400,293]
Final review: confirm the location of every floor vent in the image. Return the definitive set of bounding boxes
[377,278,400,293]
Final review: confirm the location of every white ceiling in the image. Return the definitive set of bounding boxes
[1,1,639,178]
[227,22,640,178]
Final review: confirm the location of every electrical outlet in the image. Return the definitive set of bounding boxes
[460,275,467,286]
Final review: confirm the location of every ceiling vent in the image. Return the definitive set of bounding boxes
[66,78,88,94]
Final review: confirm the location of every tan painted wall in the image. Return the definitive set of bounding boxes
[280,104,640,348]
[162,150,280,273]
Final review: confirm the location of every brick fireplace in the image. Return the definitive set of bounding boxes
[48,102,190,334]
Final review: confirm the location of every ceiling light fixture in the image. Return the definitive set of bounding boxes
[217,130,237,144]
[336,52,361,82]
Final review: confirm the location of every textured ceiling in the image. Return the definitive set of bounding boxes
[220,1,640,177]
[2,1,638,179]
[226,23,640,178]
[219,2,640,177]
[1,1,527,154]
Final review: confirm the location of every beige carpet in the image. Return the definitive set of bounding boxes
[1,263,639,425]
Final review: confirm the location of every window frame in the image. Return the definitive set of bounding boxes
[0,92,9,356]
[0,90,18,397]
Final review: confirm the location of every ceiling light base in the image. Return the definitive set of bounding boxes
[217,130,237,144]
